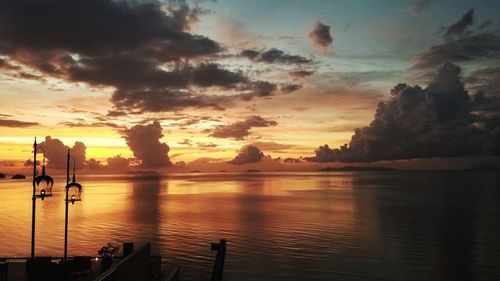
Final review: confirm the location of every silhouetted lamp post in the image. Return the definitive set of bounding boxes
[64,149,82,262]
[31,138,54,259]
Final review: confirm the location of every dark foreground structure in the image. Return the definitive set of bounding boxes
[0,240,227,281]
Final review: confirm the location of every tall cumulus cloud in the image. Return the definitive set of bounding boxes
[123,121,172,168]
[229,145,265,165]
[308,63,500,162]
[38,136,86,169]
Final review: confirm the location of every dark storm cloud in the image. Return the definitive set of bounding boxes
[0,0,215,57]
[123,121,172,168]
[38,136,86,169]
[240,48,312,65]
[229,145,264,164]
[0,0,284,113]
[308,21,333,51]
[308,63,500,162]
[444,9,474,39]
[210,116,277,140]
[0,118,39,127]
[412,34,500,69]
[409,0,433,16]
[289,70,315,78]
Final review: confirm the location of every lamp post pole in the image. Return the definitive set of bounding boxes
[31,138,37,259]
[64,149,70,262]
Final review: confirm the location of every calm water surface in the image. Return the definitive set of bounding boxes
[0,171,499,281]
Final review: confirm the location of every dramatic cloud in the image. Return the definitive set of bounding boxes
[409,0,433,16]
[308,63,500,162]
[123,121,172,168]
[0,0,285,114]
[0,119,39,127]
[241,48,312,65]
[308,21,333,52]
[38,136,86,169]
[444,9,474,40]
[210,116,277,140]
[229,145,264,164]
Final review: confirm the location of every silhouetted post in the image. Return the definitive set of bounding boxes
[31,138,54,259]
[64,149,70,262]
[64,150,82,262]
[210,239,226,281]
[31,138,37,259]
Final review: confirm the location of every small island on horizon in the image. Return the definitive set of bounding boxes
[319,166,397,172]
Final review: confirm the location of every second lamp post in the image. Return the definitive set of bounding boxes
[64,149,83,262]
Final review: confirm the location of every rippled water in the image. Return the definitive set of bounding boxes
[0,171,499,280]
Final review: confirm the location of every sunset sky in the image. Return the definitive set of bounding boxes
[0,0,499,171]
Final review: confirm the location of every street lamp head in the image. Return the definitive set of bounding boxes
[34,165,54,200]
[66,181,82,204]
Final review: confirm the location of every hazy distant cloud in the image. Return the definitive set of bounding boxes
[197,142,218,149]
[308,21,333,52]
[106,155,130,170]
[409,0,433,16]
[280,84,302,94]
[251,142,294,151]
[241,48,312,65]
[444,9,474,40]
[0,58,19,71]
[212,14,258,46]
[0,118,39,127]
[38,136,86,169]
[308,63,500,162]
[465,66,500,96]
[289,70,315,78]
[229,145,264,164]
[210,116,277,140]
[178,139,193,146]
[60,121,121,129]
[123,121,172,168]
